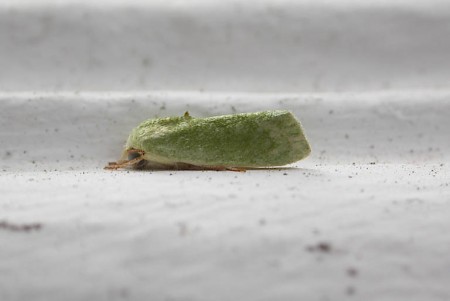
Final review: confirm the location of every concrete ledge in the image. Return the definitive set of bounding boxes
[1,90,449,171]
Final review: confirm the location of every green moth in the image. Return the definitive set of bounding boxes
[106,110,311,171]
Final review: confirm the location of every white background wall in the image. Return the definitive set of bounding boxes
[1,0,450,92]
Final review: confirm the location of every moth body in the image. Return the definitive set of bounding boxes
[106,110,311,170]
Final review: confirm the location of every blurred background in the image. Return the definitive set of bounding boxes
[2,2,450,301]
[1,0,450,93]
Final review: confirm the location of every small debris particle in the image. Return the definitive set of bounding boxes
[0,221,42,232]
[344,134,349,139]
[142,57,151,67]
[283,172,288,176]
[346,286,356,296]
[347,268,358,277]
[307,242,332,253]
[317,242,331,252]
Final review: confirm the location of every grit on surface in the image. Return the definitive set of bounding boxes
[1,91,449,301]
[1,0,450,299]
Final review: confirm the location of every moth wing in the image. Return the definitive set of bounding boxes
[127,111,310,167]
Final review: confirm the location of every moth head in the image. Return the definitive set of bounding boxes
[127,148,145,160]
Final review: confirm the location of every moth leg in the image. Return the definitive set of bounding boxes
[105,156,143,170]
[104,149,145,170]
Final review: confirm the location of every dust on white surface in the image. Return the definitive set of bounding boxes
[1,164,449,301]
[1,90,449,171]
[1,91,450,301]
[1,0,450,299]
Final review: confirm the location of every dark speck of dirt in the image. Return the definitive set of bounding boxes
[312,228,320,235]
[0,221,42,232]
[142,57,152,67]
[5,151,12,157]
[347,268,359,277]
[307,242,332,253]
[317,242,331,252]
[346,286,356,296]
[283,173,288,175]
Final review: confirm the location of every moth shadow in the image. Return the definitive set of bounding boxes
[130,165,320,175]
[245,166,322,175]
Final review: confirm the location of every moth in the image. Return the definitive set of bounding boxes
[105,110,311,171]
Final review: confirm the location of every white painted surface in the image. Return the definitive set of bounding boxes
[1,1,450,300]
[1,91,449,301]
[1,163,449,301]
[1,90,450,170]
